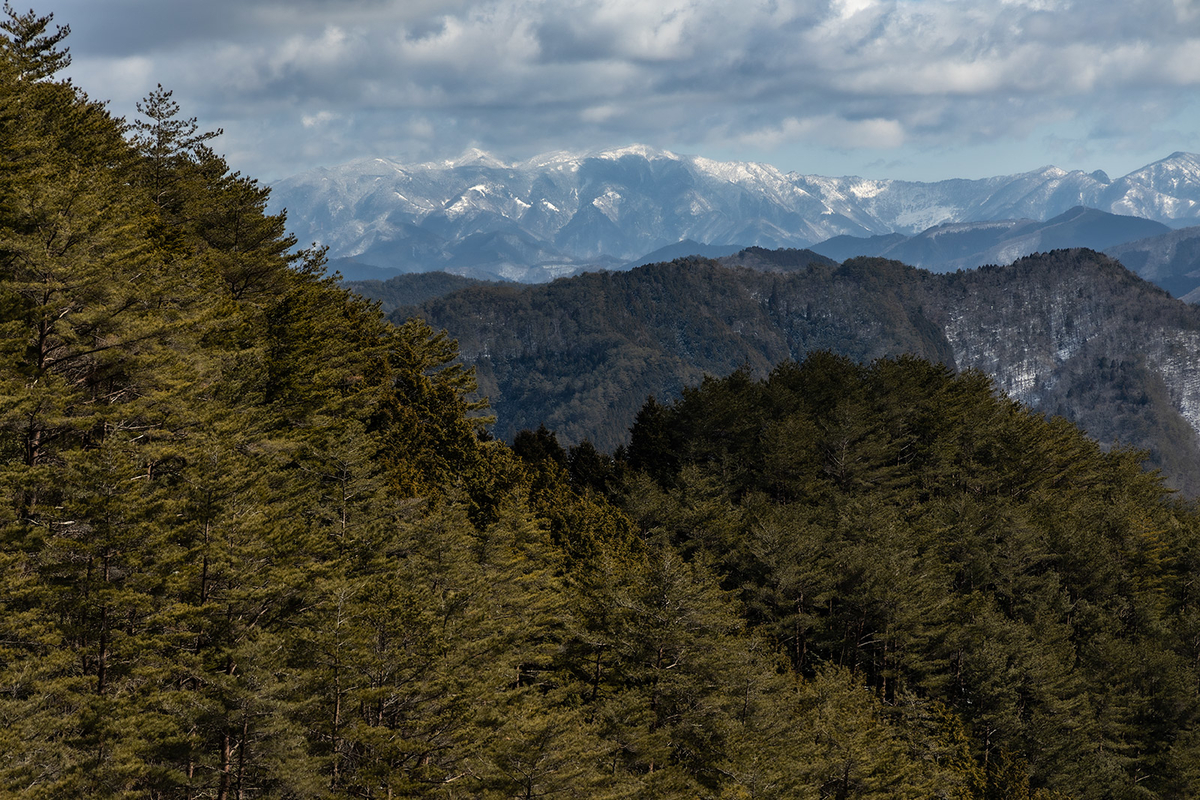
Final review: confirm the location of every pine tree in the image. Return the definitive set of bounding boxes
[0,4,69,81]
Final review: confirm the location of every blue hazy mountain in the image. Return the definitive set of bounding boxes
[271,149,1200,283]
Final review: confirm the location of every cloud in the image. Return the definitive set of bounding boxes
[740,115,906,150]
[46,0,1200,180]
[301,110,340,128]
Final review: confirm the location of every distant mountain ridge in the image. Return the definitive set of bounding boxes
[270,147,1200,282]
[622,239,746,269]
[1105,225,1200,299]
[810,206,1170,273]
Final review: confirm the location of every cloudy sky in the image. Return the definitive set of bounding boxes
[47,0,1200,183]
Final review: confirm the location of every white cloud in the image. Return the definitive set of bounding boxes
[742,115,906,150]
[832,0,882,20]
[68,55,156,108]
[46,0,1200,181]
[581,104,621,123]
[301,110,339,128]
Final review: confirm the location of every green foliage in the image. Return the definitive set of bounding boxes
[620,350,1200,798]
[1,4,69,81]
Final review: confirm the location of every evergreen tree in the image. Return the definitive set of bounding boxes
[0,4,69,81]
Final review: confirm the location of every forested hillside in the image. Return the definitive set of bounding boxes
[611,355,1200,799]
[7,8,1200,800]
[402,248,1200,494]
[1105,225,1200,299]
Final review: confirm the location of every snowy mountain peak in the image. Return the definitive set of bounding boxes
[1119,152,1200,199]
[441,147,510,169]
[1156,151,1200,166]
[1125,152,1200,179]
[268,149,1200,283]
[690,154,791,185]
[1029,165,1069,179]
[520,150,584,170]
[591,144,680,161]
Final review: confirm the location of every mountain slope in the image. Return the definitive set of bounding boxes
[401,249,1200,493]
[343,271,501,313]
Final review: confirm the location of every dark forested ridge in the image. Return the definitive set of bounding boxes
[403,248,1200,494]
[396,254,949,447]
[8,8,1200,800]
[342,248,838,316]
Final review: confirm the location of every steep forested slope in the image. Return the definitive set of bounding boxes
[403,249,1200,494]
[399,255,950,446]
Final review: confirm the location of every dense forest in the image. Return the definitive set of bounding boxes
[5,8,1200,800]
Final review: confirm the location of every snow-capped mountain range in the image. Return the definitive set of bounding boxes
[267,146,1200,282]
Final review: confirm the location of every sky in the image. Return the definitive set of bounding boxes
[44,0,1200,184]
